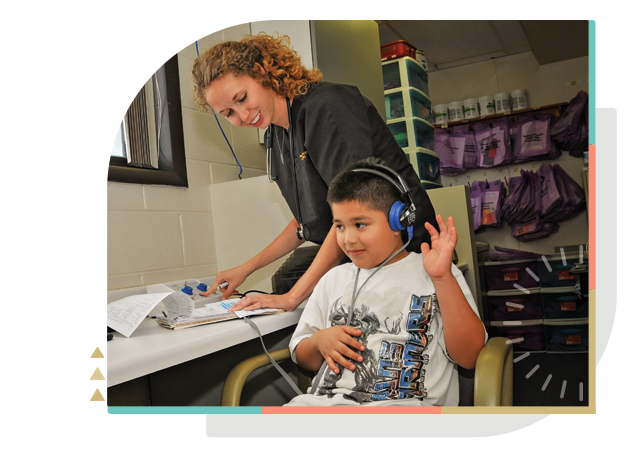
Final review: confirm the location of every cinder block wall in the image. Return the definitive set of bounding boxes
[107,23,266,291]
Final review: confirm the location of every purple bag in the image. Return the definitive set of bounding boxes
[434,128,466,175]
[511,217,543,239]
[474,117,512,168]
[481,180,505,228]
[501,170,542,224]
[551,90,589,157]
[470,180,485,230]
[452,124,479,169]
[551,91,588,139]
[501,175,525,224]
[513,114,553,161]
[543,165,586,222]
[538,163,562,216]
[514,221,559,241]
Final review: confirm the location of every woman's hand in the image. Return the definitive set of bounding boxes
[227,291,299,312]
[420,214,458,281]
[208,264,252,299]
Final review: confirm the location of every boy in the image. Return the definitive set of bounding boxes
[286,158,486,406]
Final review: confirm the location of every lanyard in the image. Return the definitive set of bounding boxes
[308,233,412,397]
[265,98,309,241]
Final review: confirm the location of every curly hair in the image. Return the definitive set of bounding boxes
[191,33,323,111]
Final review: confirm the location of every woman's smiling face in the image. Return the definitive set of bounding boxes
[203,71,288,129]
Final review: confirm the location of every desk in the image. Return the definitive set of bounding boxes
[108,308,304,388]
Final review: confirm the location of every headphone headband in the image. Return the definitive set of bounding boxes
[351,164,416,232]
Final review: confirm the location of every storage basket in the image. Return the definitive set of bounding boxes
[382,56,429,97]
[381,40,417,62]
[538,253,582,288]
[545,321,589,353]
[484,259,540,291]
[404,147,441,184]
[387,117,435,150]
[487,288,543,322]
[384,87,432,122]
[489,320,546,352]
[541,287,588,320]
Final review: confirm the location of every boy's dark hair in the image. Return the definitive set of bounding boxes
[327,157,400,216]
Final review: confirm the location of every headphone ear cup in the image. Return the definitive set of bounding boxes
[389,201,407,232]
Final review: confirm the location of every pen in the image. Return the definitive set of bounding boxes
[200,281,229,297]
[216,281,228,293]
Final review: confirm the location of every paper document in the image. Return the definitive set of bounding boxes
[107,291,193,337]
[214,300,276,318]
[156,299,282,330]
[108,290,284,335]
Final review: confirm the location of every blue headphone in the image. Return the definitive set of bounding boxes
[351,164,416,235]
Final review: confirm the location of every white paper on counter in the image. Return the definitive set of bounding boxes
[107,292,193,337]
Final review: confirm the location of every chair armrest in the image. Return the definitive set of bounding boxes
[474,337,513,406]
[221,347,292,407]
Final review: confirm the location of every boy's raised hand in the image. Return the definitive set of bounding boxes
[312,326,365,374]
[421,215,458,280]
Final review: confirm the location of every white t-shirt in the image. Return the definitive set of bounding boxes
[287,252,484,407]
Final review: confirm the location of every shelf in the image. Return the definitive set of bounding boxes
[433,102,568,129]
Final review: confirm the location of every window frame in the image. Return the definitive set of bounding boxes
[108,55,188,187]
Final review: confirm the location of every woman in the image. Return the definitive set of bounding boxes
[191,33,437,312]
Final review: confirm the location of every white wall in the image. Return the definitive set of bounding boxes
[107,23,265,291]
[428,52,590,255]
[428,52,588,108]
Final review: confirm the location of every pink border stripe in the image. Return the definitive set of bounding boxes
[262,406,441,414]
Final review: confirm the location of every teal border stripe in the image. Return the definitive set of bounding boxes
[589,20,595,145]
[108,407,261,414]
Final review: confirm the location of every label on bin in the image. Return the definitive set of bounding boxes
[503,271,519,282]
[507,334,523,343]
[561,301,577,311]
[566,334,582,345]
[558,270,575,280]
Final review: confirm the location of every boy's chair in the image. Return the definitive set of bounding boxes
[221,336,513,407]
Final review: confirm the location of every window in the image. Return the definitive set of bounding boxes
[108,55,188,187]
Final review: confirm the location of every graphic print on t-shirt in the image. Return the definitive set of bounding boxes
[316,293,435,403]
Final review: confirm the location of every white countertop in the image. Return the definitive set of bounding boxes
[107,308,304,388]
[108,261,469,388]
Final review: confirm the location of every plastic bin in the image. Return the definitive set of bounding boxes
[382,56,430,97]
[541,287,588,320]
[381,40,417,62]
[387,117,434,150]
[486,288,543,322]
[384,88,432,122]
[404,147,441,184]
[545,321,589,353]
[538,253,583,288]
[484,259,540,291]
[489,320,546,352]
